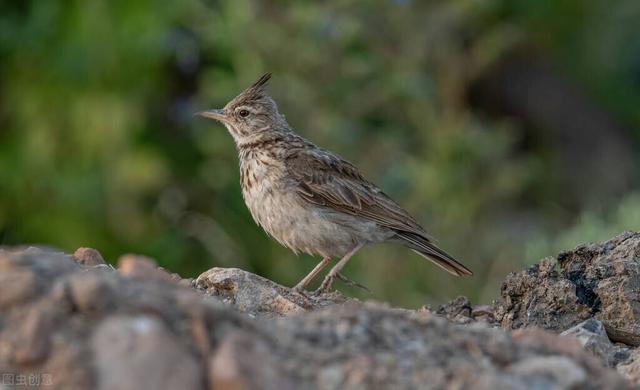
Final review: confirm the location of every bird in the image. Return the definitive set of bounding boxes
[197,73,472,294]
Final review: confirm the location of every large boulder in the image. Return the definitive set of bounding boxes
[496,231,640,346]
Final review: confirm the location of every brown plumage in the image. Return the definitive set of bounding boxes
[198,73,472,293]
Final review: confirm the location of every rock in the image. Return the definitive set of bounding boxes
[472,305,496,321]
[496,256,592,331]
[1,246,79,276]
[73,247,106,266]
[0,247,79,307]
[0,235,637,388]
[209,332,293,390]
[91,315,203,390]
[178,277,195,288]
[67,271,118,313]
[117,254,174,283]
[0,268,39,308]
[561,319,617,366]
[43,339,93,389]
[435,295,473,323]
[617,349,640,386]
[195,267,352,316]
[496,232,640,346]
[0,305,55,366]
[431,296,497,325]
[511,327,622,378]
[508,356,587,389]
[10,306,55,365]
[263,304,629,389]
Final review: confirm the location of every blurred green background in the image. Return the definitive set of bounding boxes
[1,0,639,307]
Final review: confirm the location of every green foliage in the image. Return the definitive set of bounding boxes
[527,192,640,263]
[1,0,639,306]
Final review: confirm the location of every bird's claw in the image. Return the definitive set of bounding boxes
[335,272,370,293]
[314,274,335,295]
[292,285,310,298]
[314,272,370,295]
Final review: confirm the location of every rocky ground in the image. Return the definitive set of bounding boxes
[1,232,640,389]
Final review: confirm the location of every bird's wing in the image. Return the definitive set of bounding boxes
[284,147,426,236]
[285,146,472,277]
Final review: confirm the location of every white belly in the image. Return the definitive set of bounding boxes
[243,184,355,257]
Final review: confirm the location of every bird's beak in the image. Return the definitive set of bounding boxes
[196,109,226,122]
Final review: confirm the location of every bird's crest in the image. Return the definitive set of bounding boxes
[229,73,272,107]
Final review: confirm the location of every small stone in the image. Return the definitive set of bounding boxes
[611,346,632,366]
[437,296,472,320]
[11,308,54,365]
[92,315,203,390]
[0,247,79,276]
[195,268,322,316]
[509,356,587,388]
[178,277,194,288]
[472,305,495,318]
[0,269,39,308]
[73,247,106,266]
[617,349,640,385]
[209,332,293,390]
[117,254,174,283]
[67,272,117,313]
[561,319,615,365]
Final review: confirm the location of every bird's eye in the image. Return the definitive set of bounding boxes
[238,109,250,118]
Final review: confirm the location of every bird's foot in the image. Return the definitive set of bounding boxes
[314,274,336,295]
[292,284,310,298]
[335,272,370,293]
[314,272,370,295]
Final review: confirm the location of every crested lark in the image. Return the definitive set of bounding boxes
[198,73,472,293]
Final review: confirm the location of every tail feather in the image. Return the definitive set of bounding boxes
[395,231,472,276]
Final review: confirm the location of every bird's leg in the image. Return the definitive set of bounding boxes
[293,256,332,292]
[315,243,364,294]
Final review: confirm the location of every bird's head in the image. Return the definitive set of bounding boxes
[197,73,289,143]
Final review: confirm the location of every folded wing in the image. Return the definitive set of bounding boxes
[285,147,472,276]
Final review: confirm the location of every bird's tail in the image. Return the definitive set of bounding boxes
[395,231,472,276]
